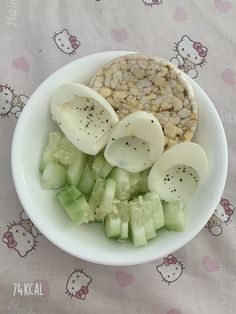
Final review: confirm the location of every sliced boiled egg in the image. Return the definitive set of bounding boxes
[148,142,208,201]
[51,83,119,155]
[104,111,164,173]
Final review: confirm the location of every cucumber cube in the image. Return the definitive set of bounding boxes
[144,192,165,230]
[40,161,66,189]
[65,185,82,200]
[142,200,156,240]
[88,177,106,211]
[99,162,113,178]
[109,168,131,200]
[163,200,185,231]
[40,132,62,172]
[104,215,121,238]
[129,205,147,247]
[92,153,106,177]
[119,221,129,241]
[78,165,96,196]
[57,193,93,224]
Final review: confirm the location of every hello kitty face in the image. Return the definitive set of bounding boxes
[156,255,185,285]
[142,0,162,6]
[0,85,14,117]
[205,198,234,236]
[175,35,207,66]
[66,269,92,300]
[53,29,80,56]
[208,213,222,227]
[2,211,39,257]
[216,198,234,223]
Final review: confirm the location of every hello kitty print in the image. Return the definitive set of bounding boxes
[170,35,208,79]
[0,84,28,119]
[142,0,163,7]
[206,198,235,236]
[66,268,92,300]
[53,29,80,56]
[156,254,185,285]
[2,211,40,257]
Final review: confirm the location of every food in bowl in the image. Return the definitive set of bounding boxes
[89,54,198,149]
[11,50,227,265]
[39,54,208,247]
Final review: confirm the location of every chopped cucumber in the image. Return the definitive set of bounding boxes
[130,170,149,196]
[87,155,94,168]
[138,169,149,193]
[109,168,131,200]
[143,192,165,230]
[66,152,88,186]
[40,132,62,171]
[119,221,129,242]
[57,189,93,224]
[142,200,156,240]
[65,185,82,200]
[163,200,185,231]
[118,200,130,223]
[92,153,106,177]
[88,177,106,211]
[78,165,96,196]
[40,129,187,247]
[129,204,147,247]
[129,173,141,196]
[98,178,116,219]
[57,190,72,206]
[40,161,66,189]
[99,161,113,178]
[104,214,121,238]
[53,136,78,166]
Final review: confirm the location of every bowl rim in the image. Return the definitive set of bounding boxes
[11,51,228,266]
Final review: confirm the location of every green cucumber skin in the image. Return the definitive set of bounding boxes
[99,162,113,178]
[92,154,106,177]
[57,190,72,206]
[67,153,88,186]
[57,190,93,224]
[109,168,131,200]
[163,200,185,232]
[119,221,129,241]
[142,199,156,240]
[88,177,106,211]
[40,132,62,172]
[99,178,116,216]
[129,205,147,247]
[144,192,165,230]
[104,215,121,238]
[65,185,82,200]
[78,165,96,196]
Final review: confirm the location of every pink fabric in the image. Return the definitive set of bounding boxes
[0,1,235,313]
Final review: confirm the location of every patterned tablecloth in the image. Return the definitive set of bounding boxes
[1,1,236,313]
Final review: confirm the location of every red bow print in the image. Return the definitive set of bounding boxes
[164,255,177,266]
[69,36,80,49]
[75,286,89,299]
[193,42,207,58]
[3,231,17,248]
[220,198,234,216]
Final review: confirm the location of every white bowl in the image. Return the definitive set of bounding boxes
[11,51,228,266]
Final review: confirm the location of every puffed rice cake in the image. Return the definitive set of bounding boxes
[89,54,198,148]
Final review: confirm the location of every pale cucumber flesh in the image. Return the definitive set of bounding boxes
[163,200,185,231]
[40,161,66,189]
